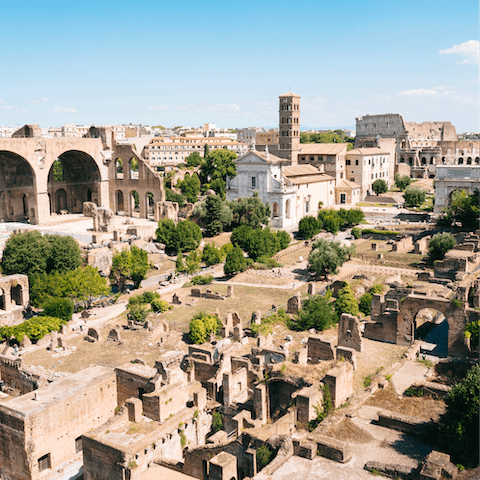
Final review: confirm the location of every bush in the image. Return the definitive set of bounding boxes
[359,284,384,316]
[128,304,149,323]
[298,216,321,239]
[294,291,338,331]
[335,284,360,317]
[212,411,223,432]
[438,365,479,467]
[251,308,291,335]
[150,298,170,313]
[230,225,253,251]
[360,229,399,237]
[42,297,74,321]
[202,243,223,266]
[156,219,202,252]
[465,320,479,349]
[404,186,426,207]
[0,316,67,343]
[256,256,281,269]
[308,384,333,431]
[308,238,350,279]
[142,291,161,304]
[188,313,221,344]
[429,232,456,262]
[256,444,273,470]
[190,274,214,285]
[224,245,247,275]
[351,227,361,239]
[395,174,411,191]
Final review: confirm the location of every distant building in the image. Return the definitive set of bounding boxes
[237,127,261,145]
[144,135,248,167]
[256,129,279,146]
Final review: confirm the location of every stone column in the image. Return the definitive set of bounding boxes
[34,191,51,225]
[98,179,110,209]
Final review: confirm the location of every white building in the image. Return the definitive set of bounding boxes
[345,147,392,199]
[226,148,335,230]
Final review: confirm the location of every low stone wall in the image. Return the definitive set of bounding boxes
[364,461,415,479]
[273,241,310,260]
[377,410,431,435]
[307,432,351,463]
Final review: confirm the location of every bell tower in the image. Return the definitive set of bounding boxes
[278,92,301,164]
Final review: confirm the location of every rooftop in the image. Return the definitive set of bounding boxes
[279,91,301,98]
[299,143,348,155]
[346,147,390,156]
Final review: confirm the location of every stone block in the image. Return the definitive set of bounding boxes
[125,397,143,423]
[287,294,301,314]
[107,328,122,342]
[308,283,315,295]
[293,440,317,460]
[307,336,336,363]
[191,288,202,297]
[172,293,181,304]
[208,452,237,480]
[323,362,353,408]
[335,347,357,370]
[337,313,363,352]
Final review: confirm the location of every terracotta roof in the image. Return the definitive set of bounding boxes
[336,179,361,189]
[283,164,334,185]
[278,91,301,97]
[346,147,390,156]
[299,143,348,155]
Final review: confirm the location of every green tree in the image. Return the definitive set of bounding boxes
[200,148,236,188]
[438,365,479,467]
[295,290,338,331]
[1,231,51,278]
[224,245,247,275]
[46,234,82,274]
[42,297,74,321]
[346,208,365,226]
[128,303,149,323]
[176,220,202,252]
[188,313,220,344]
[372,179,388,195]
[465,320,479,349]
[438,189,479,229]
[428,232,456,262]
[185,152,203,167]
[52,159,64,181]
[205,195,224,237]
[308,238,349,279]
[275,231,291,251]
[177,173,201,204]
[351,227,361,239]
[130,246,150,289]
[404,186,426,207]
[202,243,223,266]
[359,284,384,316]
[395,174,411,191]
[335,283,360,317]
[323,215,340,237]
[185,249,202,274]
[110,250,131,292]
[156,219,177,249]
[176,250,187,273]
[298,216,321,239]
[165,188,187,207]
[204,143,210,158]
[209,177,227,199]
[229,192,270,229]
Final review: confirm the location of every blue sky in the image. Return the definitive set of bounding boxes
[0,0,478,131]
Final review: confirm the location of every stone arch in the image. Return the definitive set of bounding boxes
[285,199,291,219]
[47,150,101,214]
[476,157,480,164]
[458,157,464,164]
[128,158,138,180]
[115,158,123,179]
[272,202,279,218]
[0,150,36,222]
[54,188,67,213]
[412,307,448,356]
[11,284,24,306]
[130,190,139,216]
[116,190,125,214]
[146,192,154,218]
[429,174,435,179]
[397,294,467,356]
[467,157,472,165]
[267,377,301,421]
[417,174,423,179]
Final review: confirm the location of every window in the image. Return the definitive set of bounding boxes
[38,453,51,472]
[75,437,82,454]
[305,200,310,213]
[346,160,351,166]
[355,160,359,165]
[251,177,256,188]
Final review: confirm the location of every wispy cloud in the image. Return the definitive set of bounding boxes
[148,104,169,111]
[30,97,50,104]
[398,88,439,96]
[51,106,77,114]
[0,105,14,111]
[440,40,479,65]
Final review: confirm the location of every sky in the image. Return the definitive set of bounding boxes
[0,0,478,132]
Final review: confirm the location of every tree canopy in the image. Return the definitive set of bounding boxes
[308,238,351,278]
[394,174,411,191]
[404,186,426,207]
[156,219,202,252]
[230,192,270,229]
[110,247,150,291]
[335,283,360,317]
[372,179,388,196]
[428,232,456,262]
[199,148,237,196]
[294,290,338,331]
[438,189,479,229]
[177,173,201,204]
[224,244,247,275]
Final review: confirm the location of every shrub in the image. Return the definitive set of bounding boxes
[308,384,333,431]
[224,245,247,275]
[202,243,223,266]
[256,444,273,470]
[142,291,161,304]
[294,291,338,331]
[42,297,74,321]
[451,298,463,309]
[256,256,281,269]
[128,304,149,323]
[190,274,214,285]
[359,284,384,316]
[428,232,456,262]
[335,283,360,317]
[404,186,426,207]
[0,316,67,343]
[298,216,321,239]
[351,227,361,239]
[372,179,388,195]
[212,411,223,432]
[360,229,399,237]
[251,308,291,335]
[189,313,221,344]
[150,299,169,313]
[465,320,479,349]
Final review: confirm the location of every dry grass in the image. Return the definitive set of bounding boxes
[230,272,295,286]
[365,383,446,421]
[278,245,312,268]
[326,417,374,444]
[203,232,232,248]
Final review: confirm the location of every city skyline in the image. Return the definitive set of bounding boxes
[0,0,478,131]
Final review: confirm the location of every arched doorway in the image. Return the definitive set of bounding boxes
[47,150,101,214]
[272,202,279,218]
[285,199,291,218]
[116,190,125,214]
[268,379,297,421]
[115,159,123,179]
[129,158,138,180]
[146,192,154,218]
[130,190,139,216]
[55,189,67,213]
[0,151,36,222]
